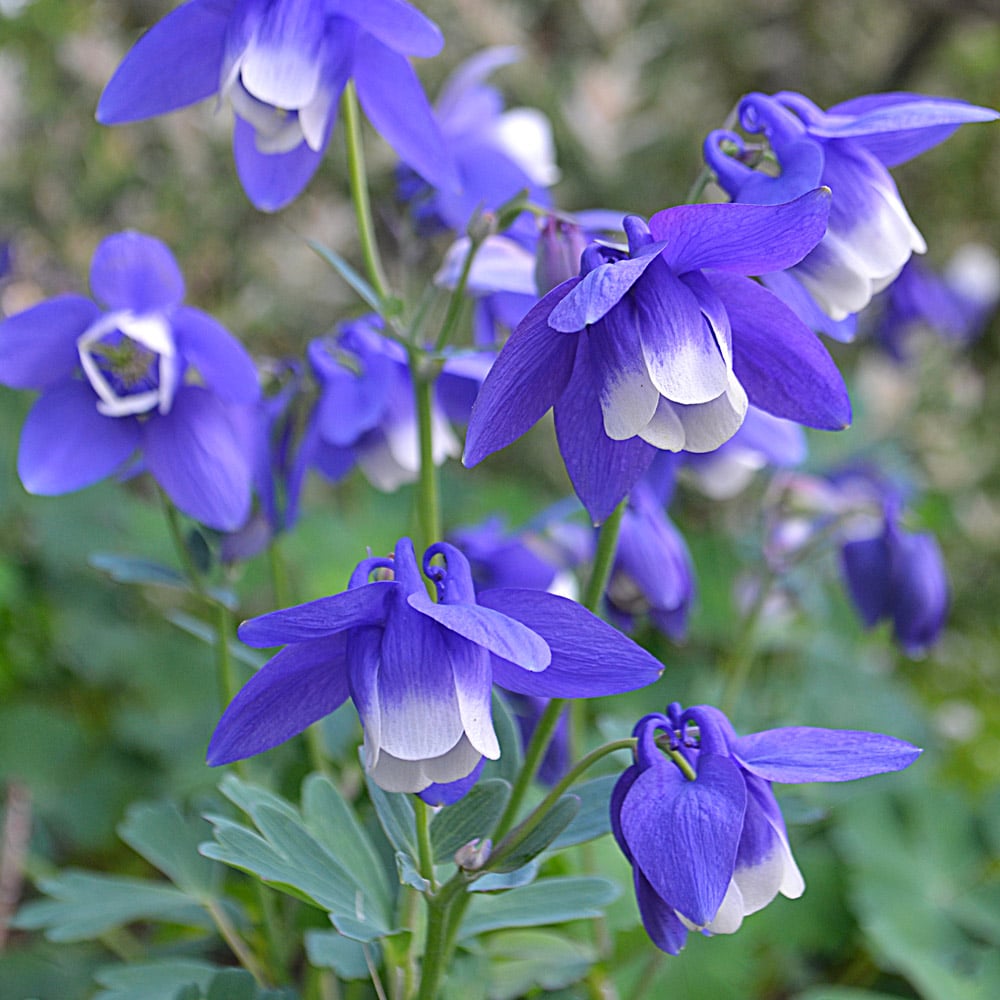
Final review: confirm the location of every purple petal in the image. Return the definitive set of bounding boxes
[708,271,852,430]
[408,592,550,672]
[759,269,857,343]
[448,631,500,759]
[623,753,746,927]
[206,632,351,765]
[0,295,100,389]
[142,385,253,530]
[232,113,328,211]
[96,0,230,123]
[171,306,259,403]
[89,232,185,313]
[841,533,892,627]
[649,189,831,275]
[17,382,139,494]
[734,727,922,783]
[331,0,444,58]
[353,34,459,191]
[237,0,325,109]
[889,531,949,656]
[634,869,689,955]
[553,335,656,523]
[813,95,998,167]
[548,252,662,332]
[463,280,580,468]
[480,589,664,697]
[238,581,395,646]
[347,625,383,770]
[419,757,486,806]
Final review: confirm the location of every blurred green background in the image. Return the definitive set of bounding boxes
[1,1,998,998]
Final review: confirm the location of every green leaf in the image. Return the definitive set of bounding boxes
[92,959,217,1000]
[431,779,511,863]
[482,929,594,1000]
[365,774,418,862]
[306,239,383,313]
[90,553,238,609]
[13,872,212,942]
[458,876,619,939]
[395,850,430,893]
[306,930,377,980]
[484,693,523,784]
[549,774,616,850]
[166,613,266,669]
[202,778,393,937]
[469,859,539,893]
[302,774,392,912]
[118,801,219,897]
[487,794,580,873]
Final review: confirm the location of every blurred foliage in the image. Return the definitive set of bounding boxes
[1,0,999,998]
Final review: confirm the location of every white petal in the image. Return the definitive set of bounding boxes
[704,879,746,935]
[367,735,483,793]
[491,107,561,186]
[637,397,685,451]
[600,364,660,440]
[673,374,748,453]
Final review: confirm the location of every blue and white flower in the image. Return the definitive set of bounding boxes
[705,90,998,321]
[208,537,664,791]
[98,0,458,211]
[0,231,259,530]
[611,703,921,953]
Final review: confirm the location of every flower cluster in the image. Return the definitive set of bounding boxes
[611,703,921,953]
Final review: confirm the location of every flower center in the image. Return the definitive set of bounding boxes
[77,311,177,418]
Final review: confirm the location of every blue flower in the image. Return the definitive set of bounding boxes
[297,316,491,492]
[874,247,1000,360]
[608,482,695,642]
[208,537,664,791]
[97,0,458,211]
[611,703,921,954]
[399,46,558,242]
[705,91,998,321]
[840,496,948,657]
[0,231,259,530]
[464,190,851,522]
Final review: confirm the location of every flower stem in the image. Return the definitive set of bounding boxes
[413,796,437,892]
[410,351,442,551]
[205,896,270,986]
[342,81,390,303]
[433,234,485,353]
[583,499,626,613]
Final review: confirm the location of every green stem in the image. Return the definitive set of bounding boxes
[583,499,626,612]
[215,601,239,708]
[342,81,389,302]
[416,878,472,1000]
[414,797,437,892]
[433,235,484,353]
[160,491,207,600]
[205,897,270,986]
[410,354,442,550]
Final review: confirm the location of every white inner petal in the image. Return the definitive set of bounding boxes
[672,373,749,453]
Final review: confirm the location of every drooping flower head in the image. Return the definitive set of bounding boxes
[297,315,490,493]
[607,480,695,642]
[208,537,664,791]
[464,189,851,522]
[398,46,558,242]
[0,231,259,530]
[98,0,458,211]
[705,91,998,321]
[610,703,921,954]
[873,246,1000,360]
[839,488,948,658]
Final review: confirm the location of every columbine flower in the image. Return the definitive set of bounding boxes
[208,537,664,791]
[874,246,1000,359]
[611,702,921,954]
[399,46,558,241]
[0,231,259,530]
[97,0,458,211]
[840,494,948,657]
[296,316,490,492]
[608,481,695,641]
[464,190,851,522]
[704,91,998,321]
